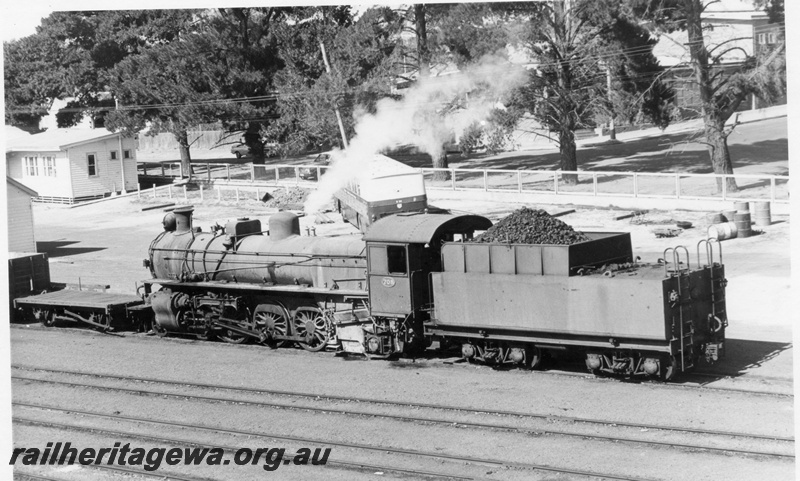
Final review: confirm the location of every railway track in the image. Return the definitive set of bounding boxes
[13,417,475,481]
[11,366,793,458]
[15,465,206,481]
[12,325,792,397]
[13,403,658,481]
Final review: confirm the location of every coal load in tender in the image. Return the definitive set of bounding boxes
[473,207,591,245]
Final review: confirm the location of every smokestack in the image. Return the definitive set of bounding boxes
[172,206,194,233]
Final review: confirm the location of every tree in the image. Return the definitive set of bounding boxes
[508,0,672,184]
[4,10,197,129]
[266,6,401,153]
[633,0,786,192]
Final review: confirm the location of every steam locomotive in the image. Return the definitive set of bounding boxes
[141,207,727,381]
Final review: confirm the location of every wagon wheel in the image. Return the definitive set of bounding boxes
[38,309,56,327]
[253,304,288,348]
[93,313,112,332]
[292,307,331,352]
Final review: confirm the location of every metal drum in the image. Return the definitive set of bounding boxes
[721,210,736,222]
[733,212,752,238]
[705,213,725,225]
[733,201,750,213]
[707,222,737,241]
[752,201,771,227]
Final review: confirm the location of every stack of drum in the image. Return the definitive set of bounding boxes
[706,201,770,240]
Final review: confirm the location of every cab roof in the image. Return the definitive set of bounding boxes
[363,213,492,244]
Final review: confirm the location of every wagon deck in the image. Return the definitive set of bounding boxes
[14,289,144,331]
[13,289,143,310]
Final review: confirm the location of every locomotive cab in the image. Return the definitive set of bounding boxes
[364,214,493,318]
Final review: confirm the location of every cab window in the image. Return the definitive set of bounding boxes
[387,246,407,274]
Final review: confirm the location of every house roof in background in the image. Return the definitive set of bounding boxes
[7,176,38,197]
[4,128,120,152]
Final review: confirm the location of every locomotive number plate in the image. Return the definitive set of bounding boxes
[381,277,396,288]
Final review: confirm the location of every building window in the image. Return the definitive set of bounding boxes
[87,153,97,176]
[43,157,56,177]
[757,33,766,45]
[110,150,118,160]
[767,32,776,44]
[123,150,132,159]
[24,157,39,176]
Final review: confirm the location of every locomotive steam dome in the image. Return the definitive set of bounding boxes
[269,211,301,240]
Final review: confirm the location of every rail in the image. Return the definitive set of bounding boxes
[137,162,789,205]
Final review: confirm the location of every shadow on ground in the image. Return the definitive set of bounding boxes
[391,133,789,175]
[37,240,106,258]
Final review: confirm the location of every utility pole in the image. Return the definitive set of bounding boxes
[606,65,617,141]
[319,42,349,150]
[115,98,128,194]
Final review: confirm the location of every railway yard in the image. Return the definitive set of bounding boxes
[8,192,795,480]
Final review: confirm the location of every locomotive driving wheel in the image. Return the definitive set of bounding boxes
[292,307,331,352]
[253,304,288,348]
[217,307,249,344]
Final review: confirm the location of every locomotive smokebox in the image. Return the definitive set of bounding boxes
[269,212,300,240]
[172,206,194,233]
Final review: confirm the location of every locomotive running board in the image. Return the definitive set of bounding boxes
[428,327,671,353]
[145,278,366,297]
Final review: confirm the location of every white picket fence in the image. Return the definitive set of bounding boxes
[139,162,789,205]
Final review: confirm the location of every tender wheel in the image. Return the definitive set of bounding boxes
[661,355,678,382]
[525,346,542,370]
[253,304,289,348]
[292,307,331,352]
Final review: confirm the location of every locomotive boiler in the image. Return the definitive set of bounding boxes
[142,207,727,380]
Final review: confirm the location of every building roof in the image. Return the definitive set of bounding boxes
[7,177,38,197]
[5,128,121,152]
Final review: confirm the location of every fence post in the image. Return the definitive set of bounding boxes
[295,166,300,186]
[451,170,456,190]
[143,165,148,176]
[168,185,172,199]
[256,187,260,200]
[235,187,239,202]
[633,173,639,198]
[721,175,727,201]
[517,171,522,193]
[207,163,211,183]
[483,170,488,191]
[226,164,230,181]
[152,184,157,199]
[553,172,559,194]
[137,183,141,199]
[251,163,255,182]
[200,184,204,202]
[770,177,776,202]
[217,186,221,201]
[592,173,598,196]
[675,174,681,199]
[275,166,279,184]
[161,164,165,176]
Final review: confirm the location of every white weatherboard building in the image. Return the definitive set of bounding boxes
[6,177,38,252]
[5,128,138,203]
